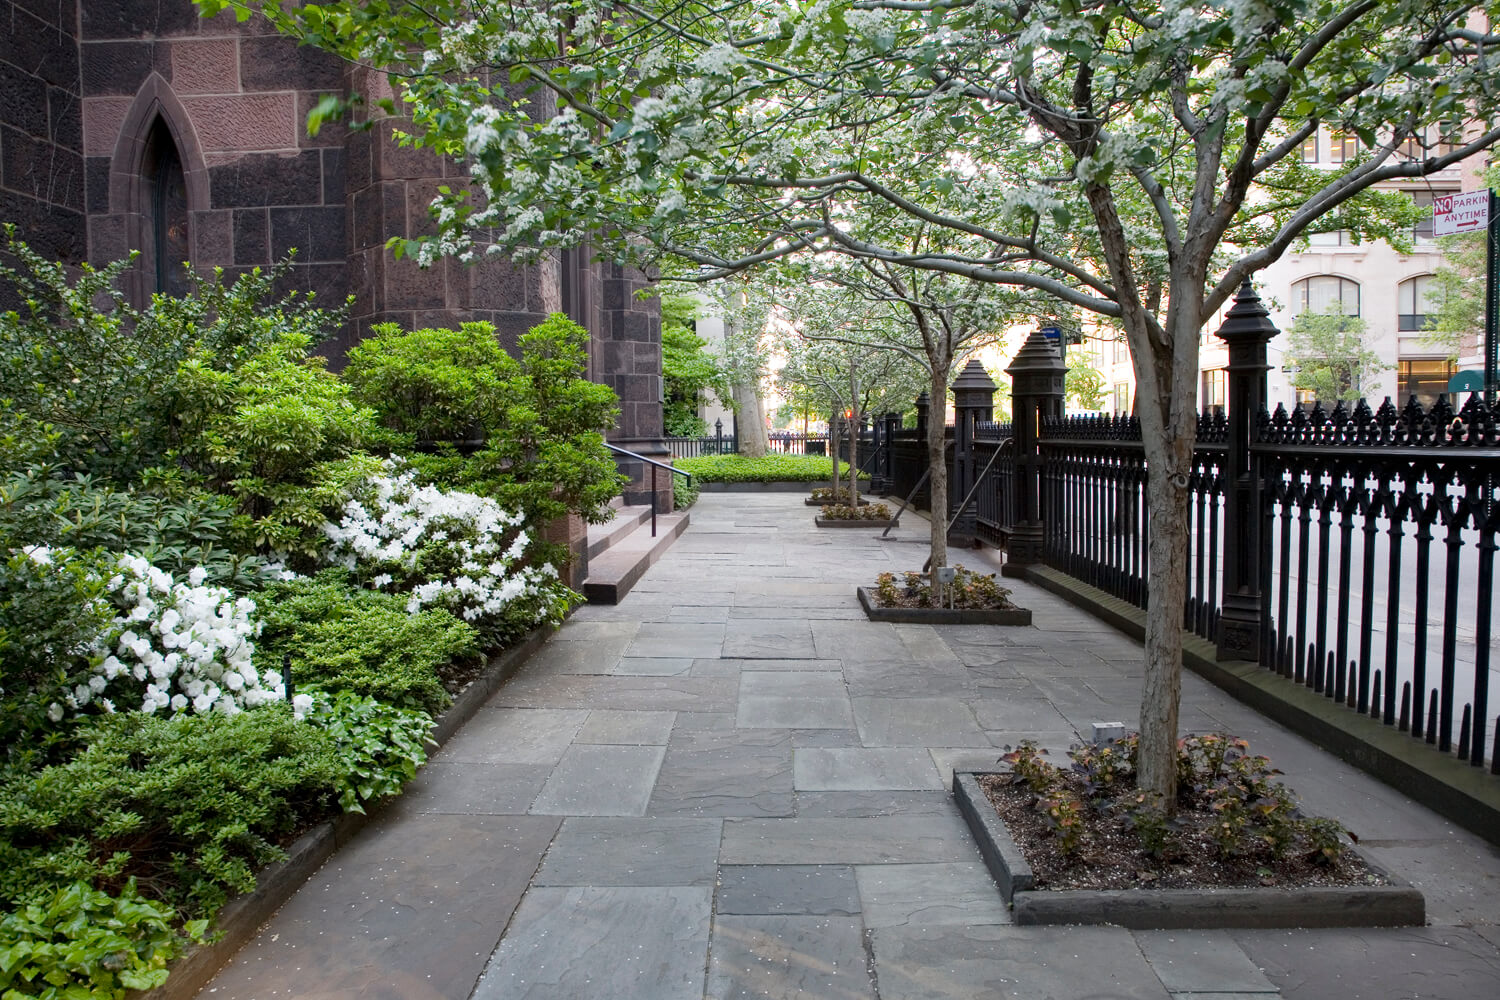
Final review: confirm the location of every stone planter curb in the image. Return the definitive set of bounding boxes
[804,496,872,506]
[856,587,1033,626]
[134,626,553,1000]
[816,516,898,528]
[952,771,1426,929]
[700,481,828,492]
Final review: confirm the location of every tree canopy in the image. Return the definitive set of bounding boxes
[214,0,1500,802]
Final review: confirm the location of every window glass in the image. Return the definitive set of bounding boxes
[1293,275,1360,316]
[1397,359,1457,406]
[1397,275,1436,332]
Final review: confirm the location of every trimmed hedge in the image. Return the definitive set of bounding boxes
[674,454,870,484]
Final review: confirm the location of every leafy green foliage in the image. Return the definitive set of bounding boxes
[672,472,699,510]
[0,710,341,917]
[168,330,382,560]
[819,502,891,520]
[351,316,624,553]
[343,322,508,442]
[300,690,436,814]
[0,471,272,591]
[0,880,205,1000]
[871,565,1015,609]
[674,454,865,484]
[0,232,340,480]
[256,572,478,715]
[0,546,113,765]
[660,293,728,437]
[1424,231,1487,360]
[1285,307,1382,405]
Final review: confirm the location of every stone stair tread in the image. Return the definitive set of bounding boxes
[585,504,653,560]
[582,512,689,604]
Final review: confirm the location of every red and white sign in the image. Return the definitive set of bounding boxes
[1432,189,1491,236]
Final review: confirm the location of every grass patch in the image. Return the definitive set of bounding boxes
[675,454,870,483]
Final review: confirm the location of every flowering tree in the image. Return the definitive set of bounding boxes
[217,0,1500,804]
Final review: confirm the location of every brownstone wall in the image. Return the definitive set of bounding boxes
[78,2,346,309]
[0,0,85,305]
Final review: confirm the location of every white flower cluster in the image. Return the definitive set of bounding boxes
[55,555,282,720]
[322,465,563,633]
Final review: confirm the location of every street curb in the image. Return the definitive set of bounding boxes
[1016,564,1500,849]
[134,626,553,1000]
[953,772,1426,929]
[856,587,1033,625]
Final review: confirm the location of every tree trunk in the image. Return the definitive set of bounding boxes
[828,413,841,495]
[926,367,948,593]
[734,381,769,457]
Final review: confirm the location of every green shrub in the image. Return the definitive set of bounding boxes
[256,572,479,714]
[672,472,700,510]
[0,233,341,480]
[0,470,272,591]
[301,690,436,814]
[0,709,341,918]
[343,322,508,442]
[673,454,866,483]
[819,502,891,520]
[0,880,205,1000]
[168,330,382,560]
[0,546,113,765]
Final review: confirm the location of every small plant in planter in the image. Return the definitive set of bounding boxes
[820,502,892,520]
[978,733,1374,892]
[808,486,867,506]
[871,565,1016,610]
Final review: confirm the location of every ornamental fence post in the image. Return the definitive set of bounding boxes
[1215,280,1276,661]
[1003,332,1066,575]
[950,359,997,548]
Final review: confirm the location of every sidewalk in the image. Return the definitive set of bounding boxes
[197,493,1500,1000]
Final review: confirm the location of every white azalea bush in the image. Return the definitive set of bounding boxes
[60,554,287,721]
[322,464,577,643]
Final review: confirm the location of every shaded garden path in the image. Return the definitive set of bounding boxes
[198,493,1500,1000]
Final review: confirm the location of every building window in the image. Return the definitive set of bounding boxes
[1112,335,1128,364]
[1200,369,1226,415]
[1292,275,1360,317]
[1294,387,1319,408]
[143,118,190,298]
[1328,132,1358,164]
[1408,189,1455,242]
[1112,382,1131,415]
[1300,134,1318,163]
[1397,359,1457,406]
[1306,230,1354,247]
[1397,275,1436,332]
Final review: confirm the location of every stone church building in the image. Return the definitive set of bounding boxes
[1,0,669,509]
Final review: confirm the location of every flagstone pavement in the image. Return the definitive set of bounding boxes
[197,493,1500,1000]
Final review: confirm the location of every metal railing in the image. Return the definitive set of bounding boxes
[604,444,692,537]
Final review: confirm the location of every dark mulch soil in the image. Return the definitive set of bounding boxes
[436,655,488,700]
[977,773,1385,891]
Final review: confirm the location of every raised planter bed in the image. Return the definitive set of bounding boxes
[817,515,897,528]
[951,771,1425,929]
[856,586,1032,625]
[805,496,872,506]
[139,626,552,1000]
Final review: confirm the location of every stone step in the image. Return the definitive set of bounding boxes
[582,512,690,604]
[585,504,653,561]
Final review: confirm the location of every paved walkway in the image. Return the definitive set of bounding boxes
[198,493,1500,1000]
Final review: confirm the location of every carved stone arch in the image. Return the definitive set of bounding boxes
[107,75,209,304]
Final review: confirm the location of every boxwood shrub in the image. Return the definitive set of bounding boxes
[673,454,868,483]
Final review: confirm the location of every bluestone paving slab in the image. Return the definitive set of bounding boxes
[715,865,861,916]
[720,814,976,864]
[926,749,1009,788]
[695,656,845,674]
[1134,930,1277,993]
[647,729,795,817]
[722,620,817,658]
[706,915,874,1000]
[574,708,676,745]
[792,790,953,818]
[841,658,976,698]
[436,708,588,765]
[738,671,856,729]
[852,696,989,747]
[612,655,694,675]
[528,744,666,816]
[970,697,1071,732]
[549,619,639,642]
[1234,926,1500,1000]
[869,924,1172,1000]
[519,635,630,675]
[811,619,904,660]
[472,886,710,1000]
[624,620,727,657]
[385,762,550,816]
[793,747,944,791]
[855,862,1009,928]
[532,817,721,886]
[199,814,559,1000]
[493,674,736,712]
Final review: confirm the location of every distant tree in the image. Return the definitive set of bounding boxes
[1423,233,1486,362]
[660,292,729,437]
[1286,308,1382,405]
[1064,350,1109,411]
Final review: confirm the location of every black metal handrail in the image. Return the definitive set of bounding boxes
[604,443,692,537]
